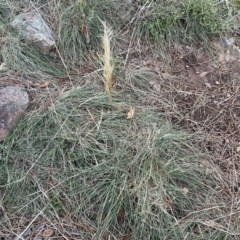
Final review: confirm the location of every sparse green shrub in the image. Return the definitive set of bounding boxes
[185,0,227,38]
[134,0,230,56]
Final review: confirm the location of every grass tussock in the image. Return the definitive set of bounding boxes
[56,0,114,69]
[1,35,63,75]
[0,2,10,34]
[0,0,240,239]
[133,0,233,61]
[0,84,234,239]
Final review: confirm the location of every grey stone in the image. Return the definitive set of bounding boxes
[11,11,55,53]
[0,86,29,141]
[221,37,234,48]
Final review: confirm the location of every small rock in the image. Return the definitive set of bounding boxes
[205,82,211,88]
[181,187,189,196]
[154,66,160,73]
[0,86,29,141]
[236,146,240,153]
[11,11,55,53]
[221,37,234,48]
[0,62,8,72]
[153,84,161,92]
[200,71,209,77]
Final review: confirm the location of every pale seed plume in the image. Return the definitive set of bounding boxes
[101,20,114,103]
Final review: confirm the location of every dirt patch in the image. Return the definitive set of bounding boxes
[156,45,240,183]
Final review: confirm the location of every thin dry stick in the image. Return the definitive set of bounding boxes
[15,207,46,240]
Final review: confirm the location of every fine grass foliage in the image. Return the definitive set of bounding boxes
[1,35,63,75]
[0,1,63,75]
[0,2,10,34]
[0,84,230,239]
[133,0,232,60]
[56,0,114,69]
[0,0,239,239]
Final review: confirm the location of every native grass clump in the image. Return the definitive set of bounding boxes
[133,0,232,60]
[0,0,240,239]
[0,82,231,239]
[56,0,116,69]
[1,36,63,75]
[0,1,10,34]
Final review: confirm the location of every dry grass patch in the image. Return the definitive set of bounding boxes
[0,81,235,239]
[0,0,240,239]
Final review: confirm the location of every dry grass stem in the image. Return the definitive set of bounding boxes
[101,20,114,103]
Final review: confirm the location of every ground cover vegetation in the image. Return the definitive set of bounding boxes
[0,0,240,239]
